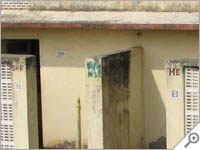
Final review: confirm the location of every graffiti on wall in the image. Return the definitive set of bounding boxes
[87,60,102,78]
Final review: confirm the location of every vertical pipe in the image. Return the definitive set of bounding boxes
[77,97,81,149]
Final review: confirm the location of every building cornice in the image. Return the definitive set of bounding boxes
[1,10,199,30]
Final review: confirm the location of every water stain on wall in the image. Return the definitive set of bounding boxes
[44,140,75,149]
[149,136,166,149]
[102,51,130,148]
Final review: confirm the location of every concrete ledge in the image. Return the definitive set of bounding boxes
[1,10,198,30]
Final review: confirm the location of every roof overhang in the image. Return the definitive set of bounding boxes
[1,10,199,30]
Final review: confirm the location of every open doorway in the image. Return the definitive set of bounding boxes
[1,39,43,148]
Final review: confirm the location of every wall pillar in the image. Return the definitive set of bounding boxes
[86,47,144,149]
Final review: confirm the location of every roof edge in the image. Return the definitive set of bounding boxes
[1,23,199,30]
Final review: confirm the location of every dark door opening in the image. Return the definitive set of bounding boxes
[1,39,43,148]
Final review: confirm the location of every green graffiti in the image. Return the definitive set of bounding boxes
[87,61,102,78]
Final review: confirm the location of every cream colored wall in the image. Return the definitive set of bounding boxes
[2,28,198,148]
[165,60,199,149]
[165,62,185,149]
[129,47,144,148]
[86,58,103,149]
[12,58,29,149]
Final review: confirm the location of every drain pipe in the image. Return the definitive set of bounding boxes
[77,97,81,149]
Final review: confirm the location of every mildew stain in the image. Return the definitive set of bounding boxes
[45,140,75,149]
[149,136,166,149]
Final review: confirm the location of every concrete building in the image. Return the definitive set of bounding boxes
[0,1,199,149]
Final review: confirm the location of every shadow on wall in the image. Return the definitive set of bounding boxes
[146,69,167,149]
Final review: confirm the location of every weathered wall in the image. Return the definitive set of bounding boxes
[30,1,198,12]
[1,29,198,149]
[86,58,103,149]
[165,61,185,149]
[86,48,143,149]
[129,47,144,148]
[102,48,144,148]
[26,56,39,148]
[102,51,131,148]
[1,55,39,149]
[9,57,29,149]
[1,0,198,12]
[165,60,199,149]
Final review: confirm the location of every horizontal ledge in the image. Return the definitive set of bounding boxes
[2,23,199,30]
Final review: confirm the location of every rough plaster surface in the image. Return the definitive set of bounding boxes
[1,10,198,25]
[30,1,198,12]
[102,51,130,148]
[2,29,198,149]
[149,136,166,149]
[1,55,39,149]
[165,59,199,149]
[1,1,198,12]
[86,58,103,149]
[86,48,144,148]
[165,60,185,149]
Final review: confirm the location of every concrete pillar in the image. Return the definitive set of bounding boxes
[86,47,144,149]
[1,55,39,149]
